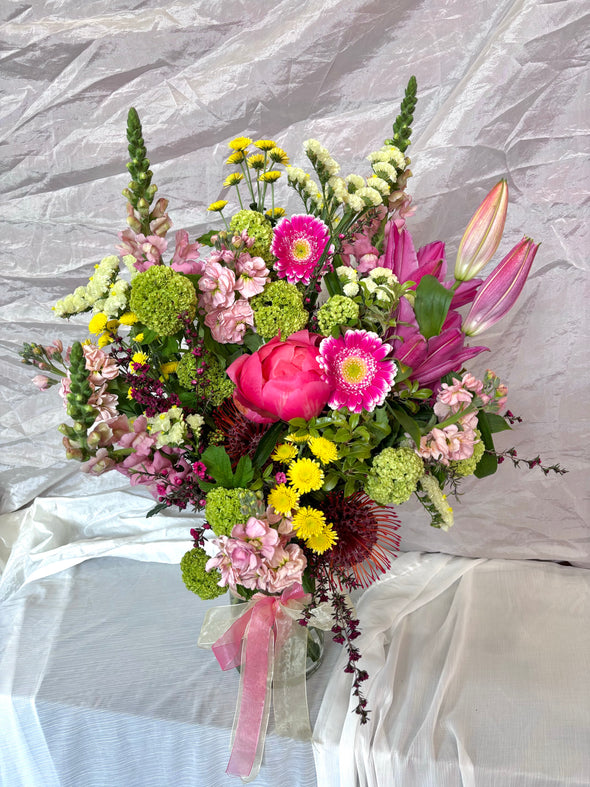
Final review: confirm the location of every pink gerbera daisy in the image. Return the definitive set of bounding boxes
[270,214,330,285]
[318,329,397,413]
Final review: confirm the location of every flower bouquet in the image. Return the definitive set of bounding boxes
[21,77,565,780]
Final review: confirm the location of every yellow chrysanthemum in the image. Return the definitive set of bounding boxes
[208,200,228,212]
[130,351,149,373]
[119,312,139,325]
[308,436,339,465]
[106,319,120,332]
[223,172,244,187]
[228,136,252,151]
[285,432,310,443]
[271,443,299,463]
[127,386,135,400]
[268,484,299,516]
[305,524,338,554]
[160,361,178,378]
[269,147,289,166]
[247,154,266,170]
[97,333,113,348]
[88,312,108,335]
[265,207,286,219]
[287,458,324,494]
[226,151,245,165]
[254,139,276,151]
[134,332,144,342]
[292,506,327,538]
[259,170,282,183]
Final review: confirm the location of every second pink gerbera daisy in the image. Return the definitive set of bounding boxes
[318,329,397,413]
[270,214,330,285]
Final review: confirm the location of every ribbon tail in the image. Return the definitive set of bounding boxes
[226,602,275,781]
[273,615,312,741]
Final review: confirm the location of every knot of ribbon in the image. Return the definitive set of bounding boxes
[198,583,314,782]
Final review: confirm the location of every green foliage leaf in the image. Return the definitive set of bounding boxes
[200,446,235,487]
[388,403,423,449]
[413,275,453,340]
[243,332,264,353]
[196,229,218,246]
[232,455,254,487]
[324,269,343,297]
[146,502,168,518]
[485,413,512,433]
[252,421,285,467]
[474,411,498,478]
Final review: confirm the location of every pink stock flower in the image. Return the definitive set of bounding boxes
[318,330,396,414]
[234,254,269,298]
[417,424,478,465]
[258,543,307,593]
[198,261,236,310]
[463,237,539,336]
[82,344,119,384]
[454,180,509,282]
[171,230,204,274]
[227,330,333,424]
[433,378,474,419]
[231,517,280,561]
[116,229,167,271]
[87,414,131,449]
[206,536,262,591]
[32,374,49,390]
[271,214,331,285]
[204,299,254,344]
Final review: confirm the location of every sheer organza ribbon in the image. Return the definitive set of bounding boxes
[198,584,317,782]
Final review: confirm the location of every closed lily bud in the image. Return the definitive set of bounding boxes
[462,237,539,336]
[454,180,509,281]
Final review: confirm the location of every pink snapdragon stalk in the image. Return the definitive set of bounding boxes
[454,180,508,281]
[462,237,539,336]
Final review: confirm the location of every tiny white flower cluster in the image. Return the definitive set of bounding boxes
[286,166,323,208]
[54,256,120,318]
[303,138,340,180]
[94,278,131,317]
[335,264,399,306]
[146,406,187,448]
[367,144,406,171]
[419,474,454,530]
[335,265,360,296]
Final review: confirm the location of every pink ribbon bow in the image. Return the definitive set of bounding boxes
[210,583,309,780]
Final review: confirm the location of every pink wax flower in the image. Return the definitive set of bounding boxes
[204,299,254,344]
[198,261,236,311]
[271,214,331,285]
[234,253,270,298]
[171,230,205,274]
[318,329,396,414]
[116,229,167,271]
[227,330,333,424]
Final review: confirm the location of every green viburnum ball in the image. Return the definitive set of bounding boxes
[180,547,226,600]
[229,210,274,262]
[365,447,424,505]
[205,487,255,537]
[251,280,308,340]
[130,266,197,336]
[450,431,485,477]
[317,294,359,336]
[176,351,234,406]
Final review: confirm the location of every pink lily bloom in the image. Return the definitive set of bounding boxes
[454,180,509,281]
[463,236,539,336]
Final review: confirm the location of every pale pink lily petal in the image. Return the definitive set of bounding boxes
[463,237,539,336]
[454,180,509,281]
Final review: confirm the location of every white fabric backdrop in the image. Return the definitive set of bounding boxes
[1,0,587,568]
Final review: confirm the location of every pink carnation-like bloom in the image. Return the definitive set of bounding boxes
[116,229,167,271]
[204,299,254,344]
[234,253,270,298]
[318,329,396,414]
[171,230,204,274]
[198,261,236,311]
[271,214,331,285]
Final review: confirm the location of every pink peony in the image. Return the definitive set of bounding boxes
[204,299,254,344]
[227,330,334,424]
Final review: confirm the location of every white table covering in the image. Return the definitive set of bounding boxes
[314,552,590,787]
